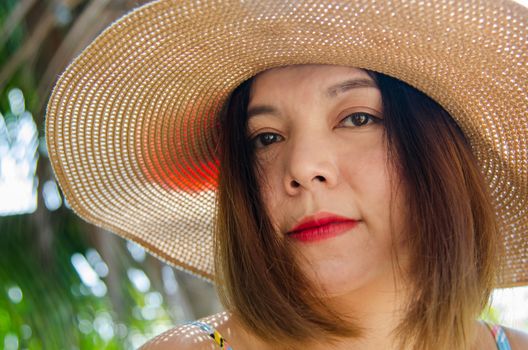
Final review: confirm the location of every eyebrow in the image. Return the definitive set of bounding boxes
[247,77,378,119]
[325,78,378,98]
[247,105,279,119]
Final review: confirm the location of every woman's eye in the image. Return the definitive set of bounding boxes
[252,132,284,148]
[339,112,380,128]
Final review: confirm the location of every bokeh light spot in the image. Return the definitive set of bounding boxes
[7,286,23,304]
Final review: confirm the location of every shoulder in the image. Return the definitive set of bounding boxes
[137,322,213,350]
[503,325,528,350]
[138,311,238,350]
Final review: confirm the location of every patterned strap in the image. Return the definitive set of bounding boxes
[486,323,512,350]
[191,320,514,350]
[190,321,234,350]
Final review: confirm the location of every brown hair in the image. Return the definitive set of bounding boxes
[214,69,498,350]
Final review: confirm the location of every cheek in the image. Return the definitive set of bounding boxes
[256,163,287,231]
[352,152,409,262]
[340,140,407,244]
[341,139,392,208]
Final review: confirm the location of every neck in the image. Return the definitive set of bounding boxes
[233,268,415,350]
[307,273,412,350]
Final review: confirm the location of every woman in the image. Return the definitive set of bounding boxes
[45,0,528,349]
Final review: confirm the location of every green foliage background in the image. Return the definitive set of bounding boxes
[0,1,220,348]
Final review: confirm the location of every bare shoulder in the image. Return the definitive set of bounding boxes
[137,322,213,350]
[138,311,238,350]
[503,325,528,350]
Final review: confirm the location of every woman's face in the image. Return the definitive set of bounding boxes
[247,65,408,297]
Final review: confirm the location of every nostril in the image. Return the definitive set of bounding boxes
[314,175,326,182]
[290,180,300,188]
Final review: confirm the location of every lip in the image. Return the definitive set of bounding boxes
[287,212,359,243]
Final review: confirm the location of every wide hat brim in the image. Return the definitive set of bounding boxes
[46,0,528,287]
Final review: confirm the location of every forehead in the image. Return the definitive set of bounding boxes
[250,64,373,98]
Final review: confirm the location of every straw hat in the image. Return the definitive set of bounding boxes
[46,0,527,287]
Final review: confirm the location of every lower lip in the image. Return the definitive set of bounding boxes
[288,221,358,243]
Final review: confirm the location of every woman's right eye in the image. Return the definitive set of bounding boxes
[252,132,284,148]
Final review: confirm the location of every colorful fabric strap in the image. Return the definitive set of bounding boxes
[486,322,512,350]
[191,320,511,350]
[190,321,234,350]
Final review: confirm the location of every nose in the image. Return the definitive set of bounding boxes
[284,134,339,195]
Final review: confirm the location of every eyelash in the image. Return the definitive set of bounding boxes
[250,112,381,149]
[251,132,284,149]
[338,111,381,128]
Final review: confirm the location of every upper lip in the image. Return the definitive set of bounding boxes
[288,211,358,234]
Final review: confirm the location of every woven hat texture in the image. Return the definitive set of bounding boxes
[46,0,528,287]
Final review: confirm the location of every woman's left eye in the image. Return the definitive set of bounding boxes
[339,112,381,128]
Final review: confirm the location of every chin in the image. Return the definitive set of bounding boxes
[307,257,396,299]
[309,267,375,297]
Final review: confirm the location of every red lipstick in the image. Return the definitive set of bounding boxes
[287,212,358,243]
